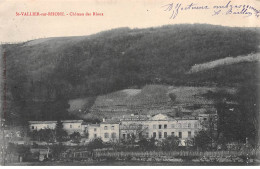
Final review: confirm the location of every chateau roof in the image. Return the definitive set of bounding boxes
[28,121,56,124]
[101,119,120,124]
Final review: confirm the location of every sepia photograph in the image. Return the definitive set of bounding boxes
[0,0,260,166]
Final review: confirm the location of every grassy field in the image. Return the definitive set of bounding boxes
[68,84,236,119]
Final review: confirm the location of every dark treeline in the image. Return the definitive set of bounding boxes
[3,24,260,125]
[203,83,259,145]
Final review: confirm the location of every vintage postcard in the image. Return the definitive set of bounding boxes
[0,0,260,166]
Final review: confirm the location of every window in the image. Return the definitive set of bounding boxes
[159,132,162,138]
[94,134,97,138]
[171,124,175,128]
[153,124,156,129]
[178,123,182,128]
[104,133,109,138]
[122,134,126,139]
[194,123,198,128]
[47,125,49,128]
[94,128,97,132]
[164,124,167,129]
[153,132,156,138]
[188,131,191,138]
[188,123,191,128]
[70,125,72,128]
[111,133,116,138]
[171,132,175,136]
[164,132,167,138]
[179,132,182,138]
[145,132,149,138]
[31,126,34,129]
[78,125,80,128]
[203,118,207,121]
[104,126,108,130]
[159,125,162,129]
[127,134,130,139]
[111,126,115,130]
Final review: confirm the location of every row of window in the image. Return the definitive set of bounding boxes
[31,125,80,129]
[104,126,115,130]
[104,132,117,139]
[93,133,117,139]
[153,123,197,129]
[93,131,193,139]
[69,125,81,128]
[31,126,52,129]
[153,131,192,139]
[121,132,149,140]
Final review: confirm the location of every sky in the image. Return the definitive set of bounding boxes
[0,0,260,43]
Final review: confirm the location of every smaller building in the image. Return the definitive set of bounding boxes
[88,124,101,140]
[28,120,84,135]
[29,121,56,131]
[100,120,120,143]
[62,120,84,135]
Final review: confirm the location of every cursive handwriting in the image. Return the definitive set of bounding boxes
[162,1,260,19]
[162,2,209,19]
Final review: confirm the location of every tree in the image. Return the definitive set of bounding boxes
[70,132,81,143]
[138,138,150,151]
[55,120,68,142]
[38,129,56,142]
[236,84,259,146]
[148,137,156,150]
[205,85,259,146]
[194,130,212,151]
[169,93,177,102]
[204,90,244,145]
[161,135,180,151]
[87,138,104,150]
[28,129,56,142]
[52,143,65,160]
[129,133,136,146]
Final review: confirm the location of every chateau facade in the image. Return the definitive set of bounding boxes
[29,113,215,146]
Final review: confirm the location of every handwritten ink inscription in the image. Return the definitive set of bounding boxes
[162,1,260,19]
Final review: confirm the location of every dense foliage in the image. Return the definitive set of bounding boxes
[3,24,260,124]
[203,83,259,146]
